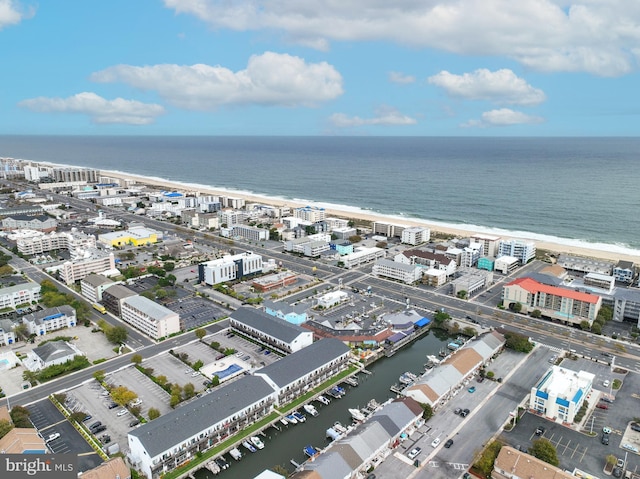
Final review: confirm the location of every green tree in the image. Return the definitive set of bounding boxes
[10,406,32,428]
[579,320,591,331]
[503,331,534,353]
[183,383,196,399]
[474,441,502,477]
[433,310,451,327]
[148,408,161,420]
[0,419,14,439]
[131,354,143,365]
[531,309,542,318]
[22,370,38,386]
[111,386,138,406]
[163,262,175,272]
[93,370,106,383]
[69,412,88,423]
[457,290,468,299]
[529,438,559,466]
[156,375,168,387]
[195,328,206,340]
[511,302,523,313]
[193,359,204,371]
[420,403,434,420]
[170,394,182,407]
[13,323,29,341]
[591,322,602,335]
[349,235,362,243]
[105,326,128,344]
[486,371,495,379]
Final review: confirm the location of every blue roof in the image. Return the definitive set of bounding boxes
[415,317,430,327]
[572,388,583,404]
[164,192,183,197]
[536,390,549,399]
[556,397,569,407]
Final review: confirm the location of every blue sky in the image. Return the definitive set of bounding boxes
[2,0,640,136]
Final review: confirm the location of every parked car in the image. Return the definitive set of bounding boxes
[89,421,102,431]
[630,423,640,432]
[601,396,614,403]
[116,409,128,417]
[46,432,60,443]
[603,380,610,387]
[596,402,609,410]
[407,447,422,460]
[82,415,92,422]
[444,439,454,448]
[613,467,623,478]
[535,426,545,436]
[468,386,476,393]
[601,433,610,445]
[460,408,470,417]
[129,419,140,427]
[431,437,441,448]
[92,425,107,434]
[454,408,462,415]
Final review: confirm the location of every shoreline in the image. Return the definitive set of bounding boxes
[98,168,640,264]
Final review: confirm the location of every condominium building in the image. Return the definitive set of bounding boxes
[198,251,263,286]
[497,239,536,265]
[611,288,640,325]
[52,167,99,183]
[460,243,482,268]
[371,221,407,238]
[229,307,313,353]
[229,225,269,242]
[58,251,116,284]
[0,282,41,310]
[0,319,16,346]
[583,273,615,293]
[613,260,635,284]
[219,210,246,226]
[102,284,137,317]
[503,277,601,326]
[80,273,115,303]
[494,255,519,274]
[294,205,326,223]
[372,258,422,284]
[324,217,350,230]
[1,214,57,232]
[397,249,457,277]
[16,229,97,257]
[450,268,493,296]
[121,295,180,340]
[471,234,501,257]
[22,306,76,336]
[401,226,430,246]
[530,365,594,423]
[556,254,614,275]
[341,247,386,269]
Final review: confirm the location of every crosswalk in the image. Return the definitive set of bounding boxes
[537,343,564,353]
[427,461,469,470]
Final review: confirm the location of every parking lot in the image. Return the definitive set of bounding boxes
[165,296,228,330]
[27,397,103,472]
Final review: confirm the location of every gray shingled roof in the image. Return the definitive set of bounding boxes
[129,375,274,457]
[255,338,349,388]
[32,341,75,363]
[305,451,352,479]
[82,274,114,288]
[103,284,136,299]
[263,300,307,316]
[231,307,308,343]
[123,295,174,320]
[23,306,74,324]
[375,258,418,272]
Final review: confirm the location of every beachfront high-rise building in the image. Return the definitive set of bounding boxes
[471,234,501,257]
[497,239,536,265]
[401,226,430,245]
[294,205,326,223]
[503,277,601,326]
[52,167,99,183]
[613,260,635,284]
[372,221,407,238]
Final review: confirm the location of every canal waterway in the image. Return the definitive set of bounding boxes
[194,328,453,479]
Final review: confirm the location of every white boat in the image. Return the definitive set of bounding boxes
[343,377,358,387]
[349,408,366,422]
[250,436,265,450]
[280,417,289,426]
[293,411,306,423]
[303,404,319,417]
[399,374,413,385]
[229,447,242,460]
[285,414,298,424]
[317,395,331,405]
[333,421,347,434]
[242,440,257,453]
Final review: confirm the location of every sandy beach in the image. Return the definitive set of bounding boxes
[104,169,640,264]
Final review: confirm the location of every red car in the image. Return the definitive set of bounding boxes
[596,403,609,410]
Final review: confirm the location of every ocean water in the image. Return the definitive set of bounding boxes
[1,135,639,255]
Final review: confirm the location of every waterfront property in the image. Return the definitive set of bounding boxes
[127,338,351,478]
[497,239,536,265]
[403,331,505,409]
[230,307,313,353]
[529,365,594,424]
[503,277,602,326]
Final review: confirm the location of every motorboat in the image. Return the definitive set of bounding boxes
[303,404,319,417]
[280,417,289,426]
[303,445,320,458]
[343,377,358,387]
[285,414,298,424]
[293,411,306,423]
[317,395,331,405]
[250,436,265,450]
[229,447,242,460]
[326,427,341,441]
[333,422,347,434]
[242,440,257,453]
[399,373,414,385]
[349,408,366,422]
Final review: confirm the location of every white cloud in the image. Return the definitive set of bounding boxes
[461,108,544,127]
[19,92,165,125]
[428,69,545,105]
[164,0,640,76]
[0,0,33,29]
[389,71,416,84]
[330,107,417,127]
[91,52,343,110]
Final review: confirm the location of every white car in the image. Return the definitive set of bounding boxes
[191,371,201,377]
[431,437,441,448]
[116,409,128,417]
[130,398,142,407]
[407,447,422,460]
[46,432,60,443]
[603,380,610,388]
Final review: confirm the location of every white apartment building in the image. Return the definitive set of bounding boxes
[219,196,246,209]
[16,229,97,258]
[317,290,349,308]
[121,296,180,340]
[229,225,269,242]
[198,252,263,286]
[80,273,115,303]
[530,365,594,423]
[341,247,386,269]
[401,226,430,246]
[583,273,615,293]
[497,239,536,265]
[0,283,41,310]
[58,251,116,284]
[371,221,408,238]
[494,255,519,274]
[422,268,447,287]
[460,243,482,267]
[450,268,493,296]
[220,210,246,226]
[294,205,326,223]
[372,259,422,284]
[0,319,16,346]
[325,217,350,230]
[471,234,501,257]
[22,306,76,336]
[52,167,99,183]
[557,254,614,275]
